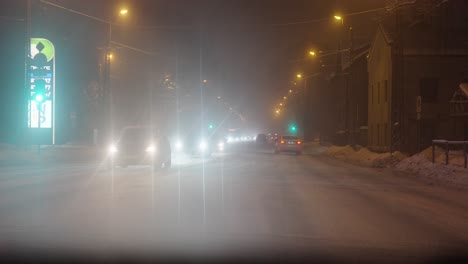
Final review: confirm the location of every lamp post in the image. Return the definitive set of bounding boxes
[333,15,353,143]
[103,8,128,140]
[296,72,321,141]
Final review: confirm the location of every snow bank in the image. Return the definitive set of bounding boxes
[322,144,468,189]
[394,147,468,189]
[324,145,407,168]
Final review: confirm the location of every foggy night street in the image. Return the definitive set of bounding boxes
[2,0,468,262]
[1,143,468,262]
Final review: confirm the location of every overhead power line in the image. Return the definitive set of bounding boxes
[272,6,387,27]
[40,0,111,24]
[289,48,351,63]
[39,0,191,29]
[110,41,156,56]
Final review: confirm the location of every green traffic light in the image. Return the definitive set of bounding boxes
[209,124,214,129]
[289,124,297,133]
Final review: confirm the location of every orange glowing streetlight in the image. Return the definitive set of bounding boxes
[334,15,343,24]
[120,9,129,15]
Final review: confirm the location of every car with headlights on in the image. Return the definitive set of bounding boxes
[107,126,171,169]
[182,135,213,157]
[274,135,302,155]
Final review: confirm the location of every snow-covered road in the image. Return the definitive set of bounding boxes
[1,143,468,262]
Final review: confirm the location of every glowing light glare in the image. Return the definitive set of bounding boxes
[297,74,302,78]
[227,136,233,143]
[309,50,316,56]
[218,142,225,151]
[279,103,283,106]
[175,140,183,151]
[203,79,208,83]
[283,96,287,100]
[109,145,118,154]
[145,145,156,153]
[289,90,292,93]
[120,9,128,15]
[199,141,208,152]
[334,15,342,20]
[275,109,280,114]
[35,94,44,102]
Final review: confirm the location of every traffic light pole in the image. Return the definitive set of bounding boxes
[37,103,41,155]
[24,0,31,150]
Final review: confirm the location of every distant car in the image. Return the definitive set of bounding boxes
[107,126,171,169]
[274,135,302,155]
[256,134,267,145]
[268,134,279,144]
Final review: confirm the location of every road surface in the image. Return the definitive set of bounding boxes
[1,143,468,263]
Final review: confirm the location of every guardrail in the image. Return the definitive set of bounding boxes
[432,140,468,168]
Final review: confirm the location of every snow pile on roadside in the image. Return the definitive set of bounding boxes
[395,147,468,188]
[325,145,407,168]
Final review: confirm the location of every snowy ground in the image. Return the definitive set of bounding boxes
[317,143,468,190]
[2,142,468,262]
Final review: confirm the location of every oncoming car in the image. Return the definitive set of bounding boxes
[107,126,171,169]
[274,135,302,155]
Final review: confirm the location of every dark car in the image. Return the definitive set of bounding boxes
[256,133,267,145]
[108,126,171,169]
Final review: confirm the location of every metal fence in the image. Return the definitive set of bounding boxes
[432,140,468,168]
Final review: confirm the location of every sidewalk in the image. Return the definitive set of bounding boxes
[0,143,103,166]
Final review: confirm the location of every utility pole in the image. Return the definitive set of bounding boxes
[24,0,31,149]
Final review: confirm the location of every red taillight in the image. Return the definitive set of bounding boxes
[280,140,285,144]
[297,141,302,145]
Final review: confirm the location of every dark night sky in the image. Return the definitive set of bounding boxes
[0,0,386,142]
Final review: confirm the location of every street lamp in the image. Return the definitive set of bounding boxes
[283,96,287,100]
[308,50,316,57]
[289,89,293,93]
[296,74,302,79]
[334,15,343,24]
[203,79,208,83]
[104,7,129,140]
[279,103,283,106]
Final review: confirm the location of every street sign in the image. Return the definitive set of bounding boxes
[28,38,55,143]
